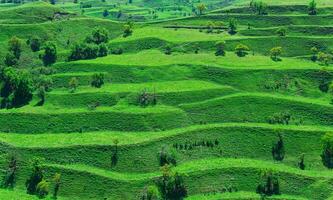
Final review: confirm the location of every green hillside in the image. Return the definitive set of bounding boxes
[0,0,333,199]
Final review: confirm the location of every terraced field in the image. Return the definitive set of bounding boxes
[0,0,333,199]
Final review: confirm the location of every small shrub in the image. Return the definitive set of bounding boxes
[270,46,282,61]
[321,132,333,169]
[235,44,249,57]
[256,170,280,196]
[91,73,105,88]
[298,154,305,170]
[36,179,49,198]
[215,41,226,56]
[276,28,286,37]
[158,146,177,166]
[272,133,285,161]
[68,77,79,93]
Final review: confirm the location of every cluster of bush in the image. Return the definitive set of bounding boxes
[172,139,219,150]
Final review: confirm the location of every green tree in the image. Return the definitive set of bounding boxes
[1,154,18,188]
[141,185,160,200]
[256,170,280,197]
[36,179,49,198]
[298,153,305,170]
[8,36,22,59]
[197,3,206,15]
[308,0,317,15]
[123,24,133,37]
[26,159,44,195]
[318,52,332,66]
[228,18,237,35]
[68,77,79,93]
[37,86,46,106]
[53,173,61,199]
[4,52,18,67]
[86,28,109,44]
[91,73,105,88]
[310,46,319,61]
[159,146,177,166]
[29,36,41,52]
[164,45,172,55]
[235,44,250,57]
[272,133,285,161]
[215,41,226,56]
[276,28,286,36]
[102,9,109,17]
[42,42,57,66]
[270,46,282,61]
[321,132,333,169]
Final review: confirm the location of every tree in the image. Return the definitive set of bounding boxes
[321,132,333,169]
[4,52,18,67]
[215,41,226,56]
[86,28,109,44]
[53,173,61,199]
[276,28,286,37]
[250,1,268,15]
[68,77,79,93]
[196,3,206,15]
[123,24,133,37]
[164,45,172,55]
[98,44,108,57]
[103,9,109,17]
[141,185,160,200]
[0,67,33,109]
[42,42,57,66]
[228,18,237,35]
[308,0,317,15]
[159,146,177,166]
[298,153,305,170]
[37,86,46,106]
[272,133,285,161]
[8,36,22,59]
[91,73,105,88]
[1,154,18,188]
[256,170,280,197]
[318,52,332,66]
[68,43,99,61]
[29,36,41,52]
[270,47,282,61]
[26,159,44,195]
[111,139,119,167]
[36,179,49,198]
[310,46,319,61]
[235,44,250,57]
[156,165,187,200]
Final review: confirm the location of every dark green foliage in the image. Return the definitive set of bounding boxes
[270,47,283,61]
[317,68,332,93]
[68,77,79,93]
[8,36,22,59]
[268,111,291,125]
[111,139,119,167]
[156,165,187,200]
[215,41,226,56]
[26,159,44,195]
[159,146,177,166]
[0,67,33,109]
[298,154,305,170]
[29,37,41,52]
[235,44,250,57]
[103,9,109,17]
[1,154,18,189]
[42,42,57,66]
[272,133,285,161]
[86,28,109,45]
[36,86,46,106]
[69,43,107,61]
[4,52,18,67]
[91,73,105,88]
[311,46,319,62]
[308,0,317,15]
[256,170,280,196]
[228,18,237,35]
[321,132,333,169]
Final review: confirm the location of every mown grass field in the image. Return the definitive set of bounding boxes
[0,0,333,199]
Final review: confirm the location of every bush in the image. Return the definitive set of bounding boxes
[321,132,333,169]
[235,44,249,57]
[310,46,319,62]
[215,41,226,56]
[29,37,41,52]
[298,154,305,170]
[308,0,317,15]
[8,36,22,59]
[164,45,172,55]
[53,173,61,199]
[272,133,285,161]
[68,77,79,93]
[26,159,44,195]
[276,28,286,37]
[86,28,109,44]
[268,111,291,125]
[91,73,105,88]
[69,43,107,61]
[228,18,237,35]
[1,154,18,188]
[318,52,332,66]
[123,24,133,37]
[141,185,160,200]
